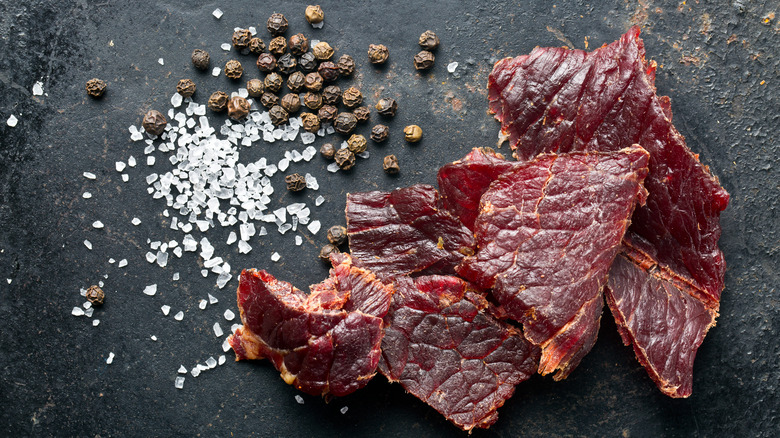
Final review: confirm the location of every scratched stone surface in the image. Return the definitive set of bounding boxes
[0,1,777,436]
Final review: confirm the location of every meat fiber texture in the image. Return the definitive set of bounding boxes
[228,253,394,397]
[379,275,540,432]
[455,146,650,380]
[346,184,476,278]
[488,26,729,397]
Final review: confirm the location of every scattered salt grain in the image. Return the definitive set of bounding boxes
[295,235,302,246]
[172,272,179,281]
[84,240,93,250]
[206,357,217,369]
[175,376,185,389]
[143,284,157,296]
[118,259,128,267]
[83,192,92,199]
[295,395,304,404]
[83,301,92,309]
[198,299,208,310]
[212,8,223,19]
[340,406,349,414]
[127,156,136,167]
[92,319,100,326]
[238,240,252,254]
[211,67,221,77]
[6,114,18,127]
[222,338,231,352]
[178,365,187,374]
[161,305,171,315]
[106,352,115,364]
[208,294,218,304]
[224,309,235,321]
[327,162,340,173]
[158,58,164,66]
[147,156,155,166]
[307,220,321,235]
[221,43,231,51]
[305,173,318,190]
[191,367,201,377]
[315,195,325,206]
[218,355,226,365]
[121,174,129,182]
[226,231,237,245]
[231,324,241,333]
[85,307,94,317]
[83,172,96,179]
[300,132,316,144]
[32,81,44,96]
[151,335,158,341]
[216,272,232,289]
[132,217,141,226]
[312,21,324,29]
[174,311,184,321]
[171,92,183,108]
[271,252,281,262]
[156,251,169,267]
[146,252,156,263]
[72,307,85,316]
[115,161,126,172]
[447,61,459,73]
[92,220,104,229]
[213,322,223,337]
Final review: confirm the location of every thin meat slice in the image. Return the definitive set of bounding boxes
[229,254,394,397]
[379,275,540,432]
[346,184,475,278]
[457,146,650,380]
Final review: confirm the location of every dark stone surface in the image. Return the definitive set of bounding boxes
[0,1,777,436]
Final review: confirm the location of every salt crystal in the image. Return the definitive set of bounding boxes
[224,309,236,321]
[238,240,252,253]
[302,146,316,161]
[295,235,302,246]
[226,231,237,245]
[121,174,129,182]
[271,252,281,262]
[218,355,226,365]
[312,21,324,29]
[146,252,156,263]
[92,319,100,326]
[84,240,93,250]
[83,301,92,309]
[175,376,185,389]
[201,269,208,277]
[340,406,349,414]
[92,220,104,229]
[221,43,231,51]
[300,132,316,144]
[161,305,171,315]
[82,192,92,199]
[32,81,44,96]
[6,115,18,127]
[212,8,223,19]
[143,284,157,296]
[85,307,94,317]
[357,151,370,159]
[132,217,141,225]
[231,324,242,333]
[174,311,184,321]
[315,195,325,206]
[278,157,290,171]
[222,338,231,352]
[206,357,217,368]
[83,172,96,179]
[212,67,221,77]
[106,352,115,364]
[238,88,248,98]
[216,272,232,289]
[151,335,158,341]
[305,173,318,190]
[213,322,223,337]
[118,259,128,268]
[115,161,126,172]
[178,365,187,374]
[198,299,207,310]
[191,367,201,377]
[208,293,218,304]
[172,272,179,281]
[127,156,136,167]
[307,220,321,235]
[327,162,340,173]
[156,251,168,267]
[447,61,459,73]
[147,156,156,166]
[295,395,304,404]
[171,93,183,108]
[72,307,85,316]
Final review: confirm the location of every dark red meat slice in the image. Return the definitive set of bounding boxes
[379,275,540,432]
[488,27,729,396]
[346,184,475,278]
[456,146,650,380]
[228,254,394,397]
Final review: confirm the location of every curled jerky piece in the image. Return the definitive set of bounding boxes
[380,275,539,432]
[457,146,650,380]
[229,254,394,397]
[346,184,475,278]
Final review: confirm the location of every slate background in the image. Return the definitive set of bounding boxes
[1,1,777,436]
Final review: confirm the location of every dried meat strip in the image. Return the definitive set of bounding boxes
[346,184,475,278]
[456,146,650,380]
[379,275,539,432]
[229,254,394,397]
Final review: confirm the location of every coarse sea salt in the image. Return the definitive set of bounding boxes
[212,8,223,19]
[118,259,128,267]
[106,352,115,364]
[208,293,218,304]
[175,376,185,389]
[93,319,100,326]
[32,81,44,96]
[143,284,157,296]
[271,252,281,262]
[83,172,97,179]
[72,307,85,316]
[83,192,92,199]
[212,67,222,77]
[92,220,104,229]
[178,365,187,374]
[218,355,226,365]
[161,305,171,315]
[151,335,158,341]
[213,322,223,337]
[158,58,164,66]
[295,395,304,404]
[224,309,235,321]
[6,114,18,127]
[447,61,459,73]
[84,240,93,250]
[174,311,184,321]
[206,357,217,368]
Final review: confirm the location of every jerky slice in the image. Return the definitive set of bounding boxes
[380,275,540,432]
[457,146,650,380]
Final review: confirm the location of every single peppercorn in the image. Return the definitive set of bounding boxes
[376,98,397,117]
[312,41,334,60]
[317,61,340,82]
[337,54,355,76]
[404,124,423,142]
[264,72,283,93]
[299,52,318,72]
[305,5,325,24]
[341,87,363,108]
[191,49,210,70]
[321,85,341,105]
[269,105,289,126]
[304,72,324,92]
[86,285,105,306]
[413,51,435,70]
[287,71,306,92]
[277,53,297,75]
[228,96,250,120]
[347,134,367,154]
[269,36,287,55]
[370,124,389,142]
[334,148,356,170]
[383,154,400,174]
[248,37,266,55]
[318,105,338,123]
[232,29,252,50]
[256,53,277,72]
[285,173,307,191]
[320,143,336,159]
[142,110,167,136]
[208,91,229,112]
[288,33,309,55]
[176,79,196,97]
[247,79,264,97]
[224,60,244,80]
[367,44,389,64]
[303,92,323,110]
[353,106,370,123]
[260,92,279,108]
[280,93,301,113]
[333,112,358,135]
[319,243,340,261]
[418,30,440,50]
[267,13,289,35]
[326,225,348,246]
[85,78,107,98]
[300,112,321,133]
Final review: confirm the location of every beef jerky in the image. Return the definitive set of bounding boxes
[346,184,475,278]
[488,27,729,396]
[457,146,650,380]
[228,254,394,397]
[379,275,540,432]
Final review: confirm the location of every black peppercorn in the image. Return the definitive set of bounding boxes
[404,124,423,142]
[208,91,229,112]
[267,13,289,35]
[264,72,283,93]
[280,93,301,113]
[277,54,297,75]
[233,29,252,50]
[289,33,309,55]
[247,79,264,97]
[333,112,358,135]
[306,5,325,24]
[303,92,323,110]
[285,173,307,191]
[269,105,289,126]
[249,37,266,55]
[347,134,367,154]
[337,54,355,76]
[312,41,334,60]
[320,143,336,159]
[225,60,244,80]
[342,87,363,109]
[319,243,340,261]
[287,71,306,92]
[176,79,196,97]
[368,44,389,64]
[191,49,210,70]
[317,61,339,83]
[383,154,400,174]
[299,52,318,72]
[353,106,370,123]
[321,85,341,105]
[86,285,105,306]
[228,96,250,120]
[142,110,167,136]
[318,105,338,123]
[256,53,277,72]
[269,36,287,55]
[327,225,348,246]
[301,112,321,133]
[418,30,440,50]
[414,51,435,70]
[85,78,107,98]
[304,72,324,92]
[370,124,389,142]
[376,98,397,117]
[334,148,356,170]
[260,92,279,108]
